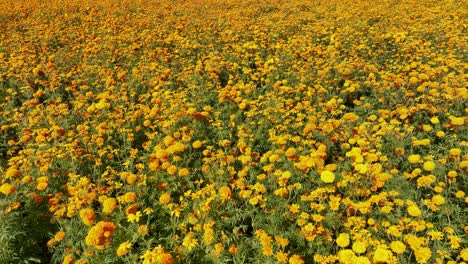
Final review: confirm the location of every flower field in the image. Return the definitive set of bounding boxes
[0,0,467,263]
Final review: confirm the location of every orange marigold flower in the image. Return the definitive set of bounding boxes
[159,192,171,205]
[85,221,116,250]
[80,208,95,226]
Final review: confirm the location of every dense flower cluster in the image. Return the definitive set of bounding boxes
[0,0,466,263]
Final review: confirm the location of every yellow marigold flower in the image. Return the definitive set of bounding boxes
[449,116,464,126]
[460,160,468,169]
[128,211,142,223]
[414,247,431,263]
[178,168,190,176]
[436,131,445,137]
[422,161,435,171]
[343,112,359,122]
[409,76,419,84]
[460,248,468,261]
[54,230,65,242]
[138,225,149,235]
[431,195,445,206]
[119,192,137,204]
[192,140,203,149]
[276,251,288,263]
[408,154,422,164]
[417,175,436,188]
[320,170,335,183]
[211,242,224,257]
[218,186,232,202]
[85,221,116,250]
[102,197,118,214]
[449,148,461,156]
[288,254,304,264]
[353,256,370,264]
[390,241,406,254]
[430,116,439,124]
[407,205,422,217]
[36,176,49,191]
[166,165,177,175]
[447,170,457,178]
[79,208,95,226]
[0,183,16,195]
[5,166,20,179]
[116,241,132,256]
[352,241,367,254]
[455,191,465,198]
[336,233,350,247]
[62,254,74,264]
[182,231,198,251]
[159,192,171,205]
[337,249,355,263]
[373,246,392,263]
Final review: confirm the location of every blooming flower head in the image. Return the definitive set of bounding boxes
[373,246,393,263]
[102,197,118,214]
[336,233,350,247]
[0,183,16,195]
[423,161,435,171]
[85,221,116,250]
[79,208,95,226]
[407,205,422,217]
[116,241,132,256]
[408,154,422,164]
[219,186,232,202]
[352,241,367,254]
[390,241,406,254]
[321,170,335,183]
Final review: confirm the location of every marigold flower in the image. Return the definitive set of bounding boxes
[116,241,132,256]
[337,249,355,263]
[390,241,406,254]
[373,246,392,263]
[36,176,49,191]
[408,154,422,164]
[414,247,431,263]
[102,197,118,214]
[289,255,304,264]
[62,254,74,264]
[192,140,203,149]
[85,221,116,250]
[218,186,232,202]
[336,233,350,247]
[422,161,435,171]
[431,195,445,206]
[320,170,335,183]
[5,166,20,179]
[352,241,367,254]
[54,230,65,242]
[0,183,16,195]
[138,224,149,235]
[159,192,171,205]
[166,165,178,175]
[449,148,461,156]
[79,208,95,226]
[182,231,198,251]
[407,205,422,217]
